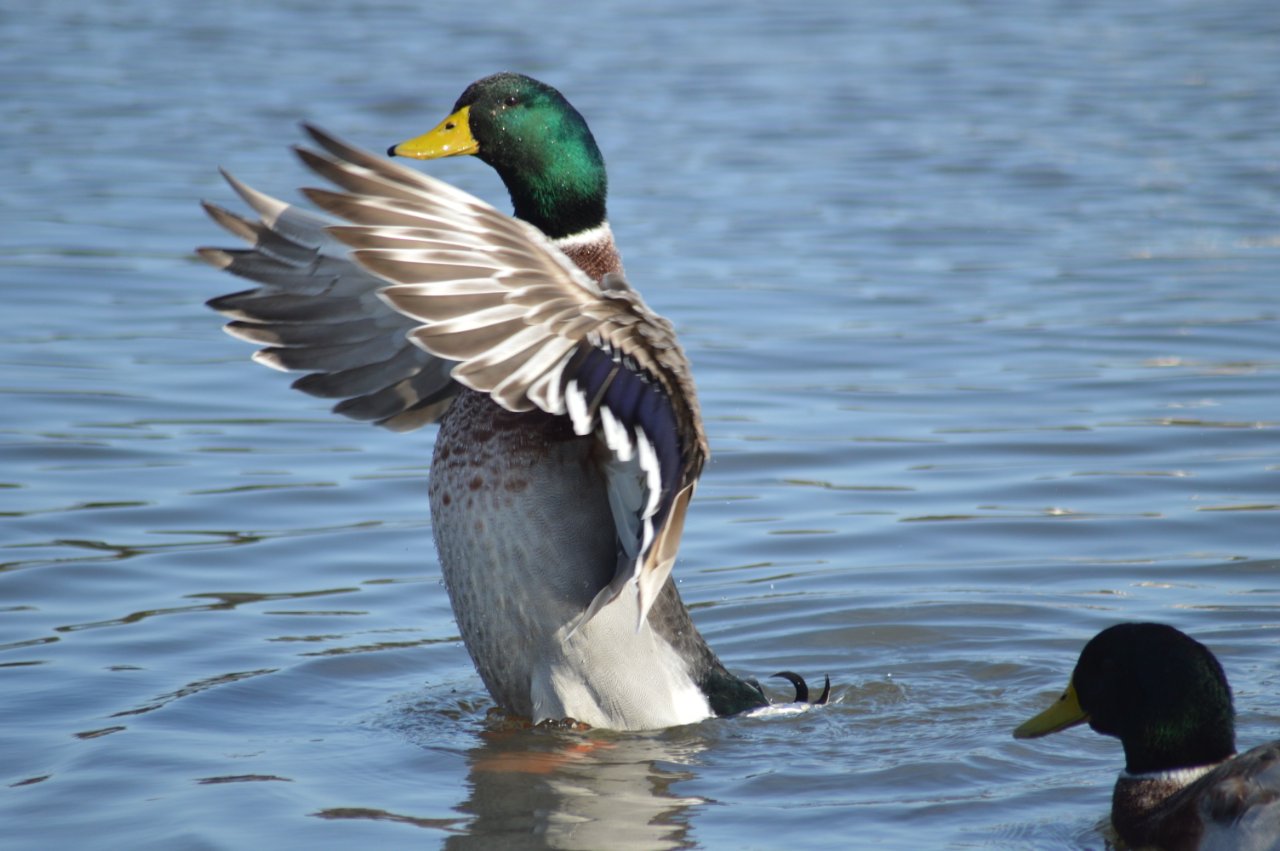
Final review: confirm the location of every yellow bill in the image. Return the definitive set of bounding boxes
[1014,680,1089,739]
[388,105,479,159]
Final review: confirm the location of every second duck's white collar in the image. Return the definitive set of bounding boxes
[1119,763,1219,785]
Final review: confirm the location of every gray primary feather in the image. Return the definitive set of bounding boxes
[199,161,459,431]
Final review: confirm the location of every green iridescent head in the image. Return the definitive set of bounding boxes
[390,73,608,239]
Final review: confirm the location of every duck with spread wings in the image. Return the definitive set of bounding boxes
[199,73,826,730]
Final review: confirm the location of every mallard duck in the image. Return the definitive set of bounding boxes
[1014,623,1280,850]
[199,73,825,730]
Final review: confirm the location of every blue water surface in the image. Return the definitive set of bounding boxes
[2,2,1278,848]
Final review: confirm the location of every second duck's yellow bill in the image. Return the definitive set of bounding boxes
[1014,681,1089,739]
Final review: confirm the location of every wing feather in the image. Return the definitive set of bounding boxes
[199,124,711,627]
[297,126,708,629]
[199,168,459,430]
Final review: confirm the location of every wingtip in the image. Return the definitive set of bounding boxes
[195,246,233,269]
[248,347,292,373]
[292,145,329,176]
[200,200,257,243]
[633,585,647,634]
[299,122,324,144]
[214,167,291,226]
[216,166,244,194]
[298,124,365,166]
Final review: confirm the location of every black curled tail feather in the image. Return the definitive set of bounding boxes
[772,671,831,705]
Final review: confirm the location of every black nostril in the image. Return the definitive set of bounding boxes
[445,122,455,130]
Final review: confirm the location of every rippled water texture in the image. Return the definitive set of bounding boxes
[2,2,1278,848]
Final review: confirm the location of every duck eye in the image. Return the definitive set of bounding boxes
[503,95,519,107]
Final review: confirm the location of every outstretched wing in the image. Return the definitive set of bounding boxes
[292,125,710,630]
[199,166,458,430]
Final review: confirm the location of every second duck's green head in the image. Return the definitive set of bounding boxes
[389,72,608,240]
[1015,623,1237,774]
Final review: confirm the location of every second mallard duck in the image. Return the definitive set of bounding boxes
[1015,623,1280,850]
[200,73,825,730]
